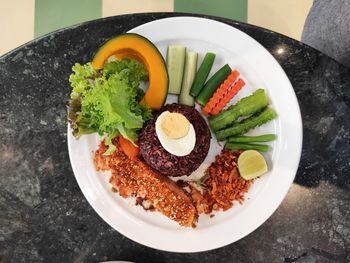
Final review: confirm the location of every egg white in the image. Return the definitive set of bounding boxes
[155,111,196,156]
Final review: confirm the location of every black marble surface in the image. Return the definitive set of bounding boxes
[1,13,349,263]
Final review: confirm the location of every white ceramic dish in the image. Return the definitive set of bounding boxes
[67,17,302,252]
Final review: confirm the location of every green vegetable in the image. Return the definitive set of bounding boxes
[209,89,269,131]
[196,64,231,106]
[179,51,198,106]
[68,58,152,154]
[166,45,186,94]
[216,107,277,140]
[103,58,148,86]
[190,52,216,97]
[228,134,277,143]
[225,142,269,152]
[69,63,97,100]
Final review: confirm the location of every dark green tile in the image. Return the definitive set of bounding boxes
[35,0,102,37]
[174,0,247,22]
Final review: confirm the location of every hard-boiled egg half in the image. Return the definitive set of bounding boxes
[155,111,196,156]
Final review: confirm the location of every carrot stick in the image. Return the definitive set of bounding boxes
[202,105,211,115]
[211,79,245,115]
[118,136,140,159]
[201,70,240,115]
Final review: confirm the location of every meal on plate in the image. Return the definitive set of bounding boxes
[68,33,278,227]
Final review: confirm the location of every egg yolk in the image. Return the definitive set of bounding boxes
[161,112,190,139]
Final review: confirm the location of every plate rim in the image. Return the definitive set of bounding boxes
[67,16,303,252]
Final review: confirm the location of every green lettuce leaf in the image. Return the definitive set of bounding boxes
[103,58,148,86]
[69,63,97,99]
[68,58,152,154]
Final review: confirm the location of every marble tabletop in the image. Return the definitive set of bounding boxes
[0,13,349,263]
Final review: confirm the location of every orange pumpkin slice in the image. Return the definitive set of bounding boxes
[92,33,168,110]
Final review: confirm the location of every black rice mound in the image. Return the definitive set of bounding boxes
[139,103,211,177]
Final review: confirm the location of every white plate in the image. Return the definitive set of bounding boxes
[67,17,302,252]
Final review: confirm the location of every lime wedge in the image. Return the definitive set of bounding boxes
[237,150,268,180]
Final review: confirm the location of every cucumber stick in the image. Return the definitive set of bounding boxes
[179,51,198,106]
[190,52,216,97]
[166,45,186,94]
[196,64,232,106]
